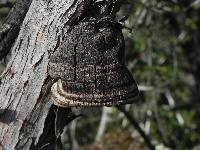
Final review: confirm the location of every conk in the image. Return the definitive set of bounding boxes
[48,17,139,107]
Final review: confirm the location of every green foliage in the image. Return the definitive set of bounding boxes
[123,0,200,149]
[73,1,200,147]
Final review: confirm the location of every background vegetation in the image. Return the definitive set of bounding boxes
[1,0,200,149]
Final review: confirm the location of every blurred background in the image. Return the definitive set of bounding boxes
[1,0,200,150]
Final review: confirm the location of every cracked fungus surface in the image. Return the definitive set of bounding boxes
[48,20,139,107]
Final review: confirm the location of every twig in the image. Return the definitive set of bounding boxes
[95,107,110,141]
[38,143,50,150]
[70,118,79,149]
[117,106,155,150]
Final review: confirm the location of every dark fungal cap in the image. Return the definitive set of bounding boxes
[48,0,139,107]
[50,79,139,107]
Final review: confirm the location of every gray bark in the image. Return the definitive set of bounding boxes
[0,0,82,149]
[0,0,32,60]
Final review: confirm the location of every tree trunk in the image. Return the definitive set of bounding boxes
[0,0,32,60]
[0,0,82,149]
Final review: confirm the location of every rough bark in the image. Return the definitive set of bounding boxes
[0,0,32,61]
[0,0,83,149]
